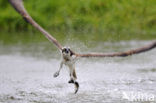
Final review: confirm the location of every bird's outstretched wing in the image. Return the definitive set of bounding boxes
[75,41,156,57]
[9,0,156,57]
[8,0,62,50]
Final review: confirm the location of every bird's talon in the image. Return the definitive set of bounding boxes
[53,72,59,77]
[68,79,74,83]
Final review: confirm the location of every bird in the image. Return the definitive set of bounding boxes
[53,47,79,94]
[9,0,156,94]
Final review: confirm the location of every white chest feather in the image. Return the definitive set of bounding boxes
[63,55,76,68]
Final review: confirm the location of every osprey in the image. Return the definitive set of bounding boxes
[9,0,156,94]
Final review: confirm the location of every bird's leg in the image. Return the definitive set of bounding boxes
[53,61,63,78]
[68,67,77,83]
[68,66,79,94]
[68,74,74,83]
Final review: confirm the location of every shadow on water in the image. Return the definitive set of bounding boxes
[0,39,156,103]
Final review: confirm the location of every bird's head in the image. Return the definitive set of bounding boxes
[62,47,73,57]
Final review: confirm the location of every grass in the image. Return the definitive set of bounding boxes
[0,0,156,42]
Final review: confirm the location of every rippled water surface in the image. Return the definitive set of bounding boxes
[0,41,156,103]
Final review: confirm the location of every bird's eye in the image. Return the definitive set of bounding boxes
[62,48,69,53]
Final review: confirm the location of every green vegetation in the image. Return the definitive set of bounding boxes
[0,0,156,42]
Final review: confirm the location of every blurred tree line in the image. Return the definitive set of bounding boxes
[0,0,156,38]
